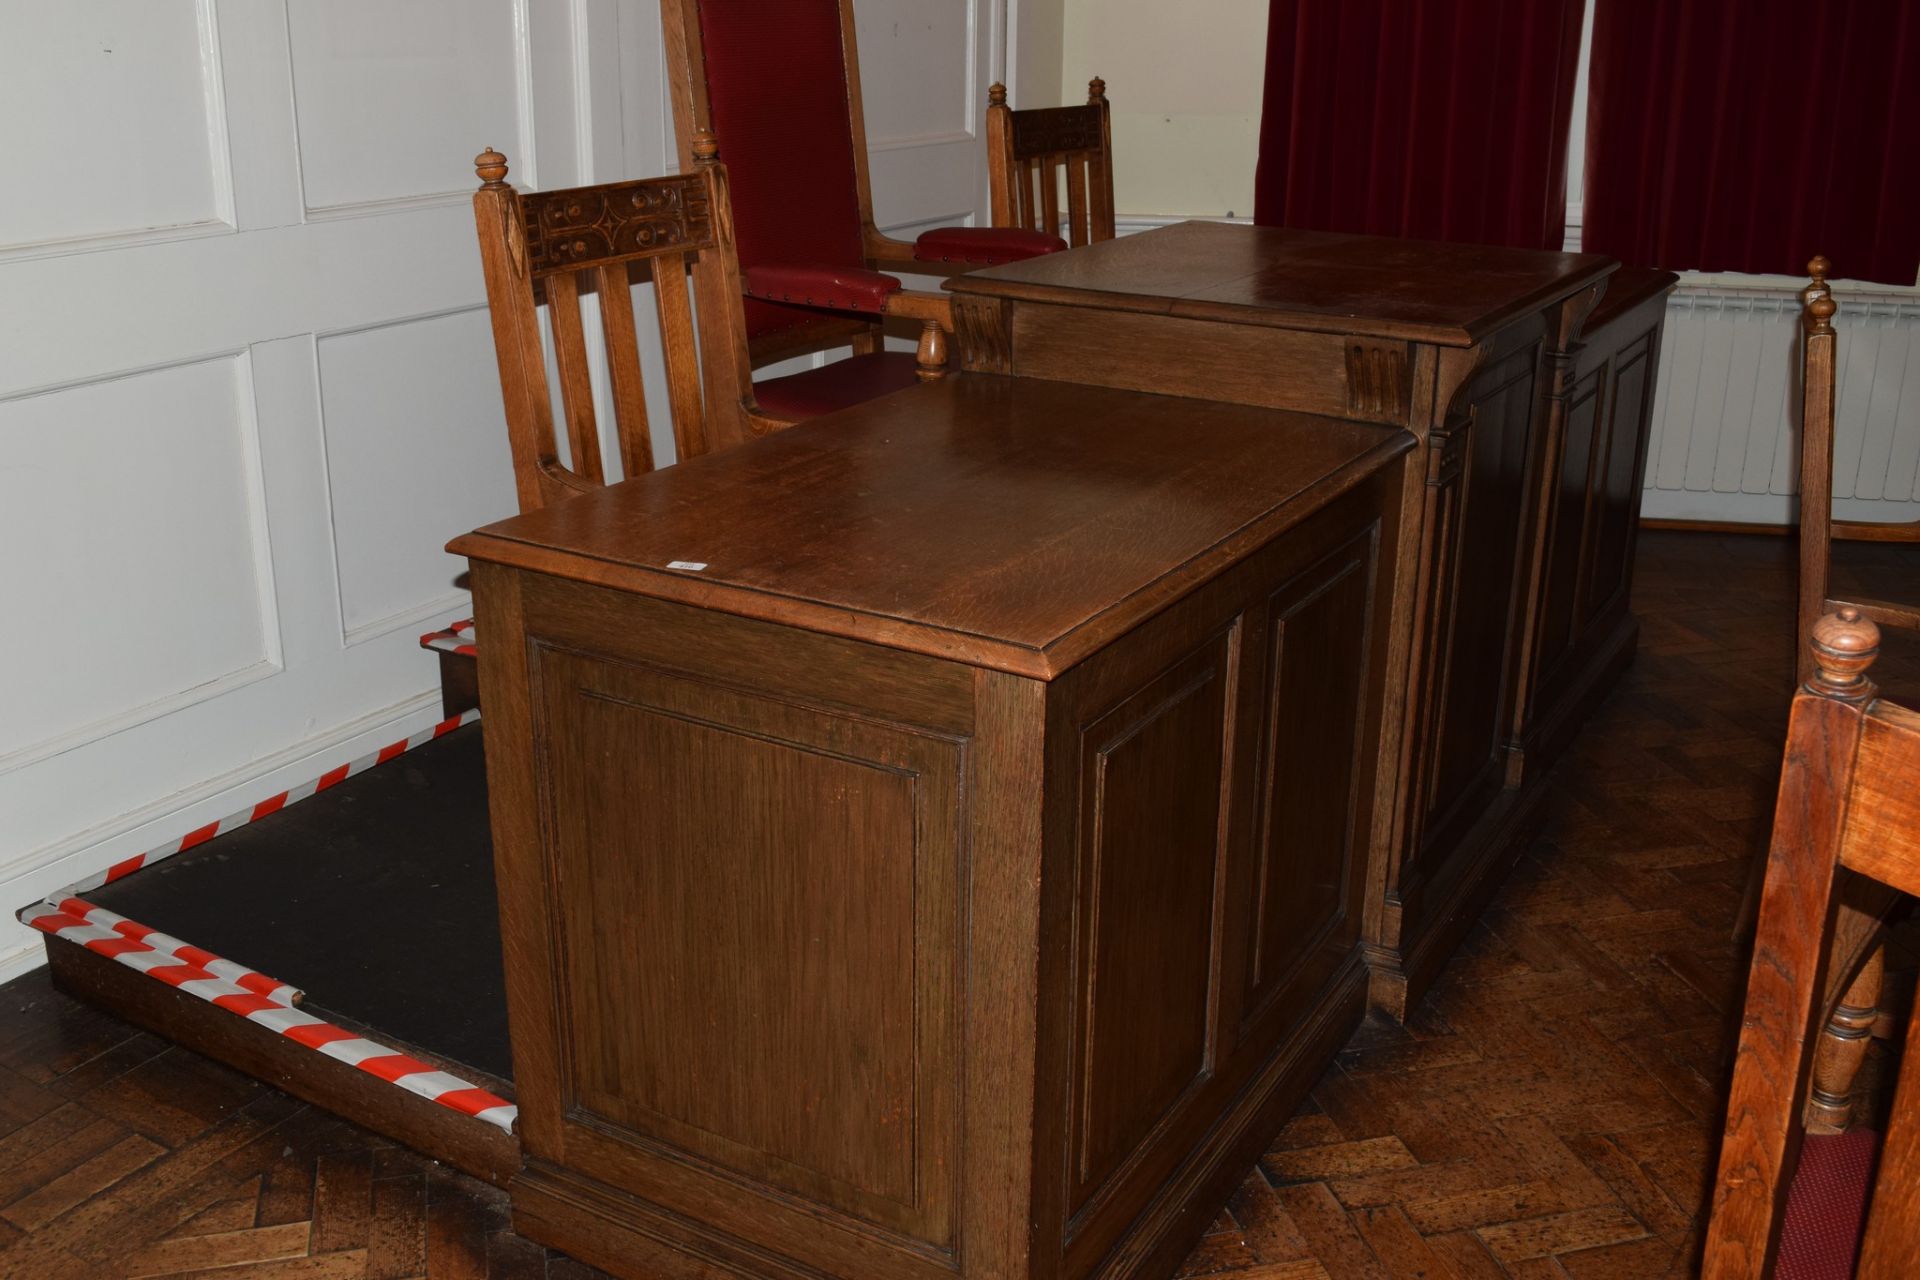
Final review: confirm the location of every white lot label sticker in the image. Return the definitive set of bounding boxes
[666,560,708,571]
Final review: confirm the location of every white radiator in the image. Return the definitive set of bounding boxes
[1643,280,1920,526]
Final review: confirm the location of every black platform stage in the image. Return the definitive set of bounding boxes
[85,725,512,1082]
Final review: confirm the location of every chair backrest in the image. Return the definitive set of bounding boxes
[660,0,879,352]
[986,79,1116,248]
[1796,257,1920,681]
[470,136,761,515]
[1704,609,1920,1278]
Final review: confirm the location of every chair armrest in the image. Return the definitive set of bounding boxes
[914,226,1067,265]
[880,290,953,327]
[865,231,921,266]
[743,264,902,315]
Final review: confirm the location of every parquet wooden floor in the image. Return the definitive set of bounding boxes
[0,530,1912,1279]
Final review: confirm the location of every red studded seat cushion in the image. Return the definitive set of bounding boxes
[752,351,922,422]
[1776,1128,1879,1280]
[695,0,867,340]
[914,226,1068,265]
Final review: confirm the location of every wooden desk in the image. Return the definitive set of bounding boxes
[949,223,1670,1015]
[455,375,1412,1279]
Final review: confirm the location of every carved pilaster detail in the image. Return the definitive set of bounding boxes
[1345,341,1410,421]
[952,296,1014,374]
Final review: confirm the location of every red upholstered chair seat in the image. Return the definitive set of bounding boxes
[1777,1128,1879,1280]
[744,264,901,315]
[914,226,1067,265]
[752,351,921,421]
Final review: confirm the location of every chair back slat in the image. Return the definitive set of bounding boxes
[1039,156,1061,245]
[987,79,1117,246]
[650,255,708,462]
[542,271,606,485]
[472,137,762,512]
[593,262,654,477]
[1065,154,1090,249]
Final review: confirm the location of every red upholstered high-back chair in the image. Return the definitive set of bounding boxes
[662,0,1067,391]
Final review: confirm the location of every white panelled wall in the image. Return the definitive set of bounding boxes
[0,0,1007,979]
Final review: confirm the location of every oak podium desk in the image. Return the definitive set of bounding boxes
[951,222,1675,1015]
[453,374,1412,1280]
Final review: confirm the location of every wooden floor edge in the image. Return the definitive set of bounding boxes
[45,935,521,1188]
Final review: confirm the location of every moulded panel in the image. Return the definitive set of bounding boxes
[287,0,524,212]
[315,308,516,641]
[0,356,273,765]
[855,0,975,148]
[0,0,225,250]
[533,649,962,1247]
[1069,632,1232,1214]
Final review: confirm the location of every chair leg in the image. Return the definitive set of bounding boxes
[1807,944,1885,1133]
[917,320,949,381]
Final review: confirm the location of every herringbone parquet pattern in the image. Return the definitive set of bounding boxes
[0,531,1911,1278]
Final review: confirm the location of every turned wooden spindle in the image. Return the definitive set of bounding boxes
[988,81,1007,109]
[1807,945,1885,1133]
[690,128,720,166]
[1088,76,1107,105]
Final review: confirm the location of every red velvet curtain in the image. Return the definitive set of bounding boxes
[1253,0,1586,250]
[1583,1,1920,285]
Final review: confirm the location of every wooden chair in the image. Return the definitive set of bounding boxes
[660,0,1067,381]
[1704,609,1920,1278]
[1784,258,1920,1136]
[470,134,939,516]
[986,78,1116,247]
[1797,256,1920,677]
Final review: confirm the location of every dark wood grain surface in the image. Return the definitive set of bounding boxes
[948,221,1616,348]
[453,374,1410,677]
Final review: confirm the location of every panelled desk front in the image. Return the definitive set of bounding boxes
[950,224,1675,1015]
[455,375,1412,1280]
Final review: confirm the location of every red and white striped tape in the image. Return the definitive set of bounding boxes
[53,709,481,899]
[14,705,513,1134]
[24,900,515,1133]
[419,618,477,657]
[44,897,301,1006]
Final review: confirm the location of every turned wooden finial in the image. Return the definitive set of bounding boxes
[1088,76,1107,105]
[691,128,720,166]
[1804,255,1836,335]
[475,148,509,188]
[1807,607,1880,698]
[988,82,1007,108]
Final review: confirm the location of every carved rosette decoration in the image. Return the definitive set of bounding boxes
[521,176,714,276]
[1009,105,1104,159]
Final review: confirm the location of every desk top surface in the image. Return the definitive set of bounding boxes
[452,375,1410,678]
[948,221,1617,348]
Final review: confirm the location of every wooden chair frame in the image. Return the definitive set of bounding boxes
[986,78,1116,247]
[471,136,778,514]
[1779,257,1920,1134]
[1797,255,1920,674]
[659,0,956,370]
[1705,609,1920,1278]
